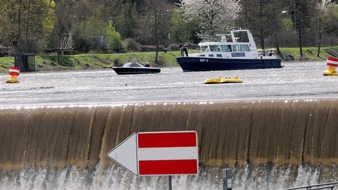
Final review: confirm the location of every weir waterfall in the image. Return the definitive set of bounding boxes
[0,100,337,189]
[0,63,338,189]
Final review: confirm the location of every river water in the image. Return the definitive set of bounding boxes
[0,61,337,106]
[0,61,337,190]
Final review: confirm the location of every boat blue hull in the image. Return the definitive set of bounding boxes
[176,57,282,72]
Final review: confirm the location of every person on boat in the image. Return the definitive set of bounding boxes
[268,50,273,56]
[182,45,188,57]
[144,62,150,67]
[179,43,184,56]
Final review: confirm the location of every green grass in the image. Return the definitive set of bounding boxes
[279,47,330,61]
[0,47,334,73]
[0,51,182,72]
[0,57,15,73]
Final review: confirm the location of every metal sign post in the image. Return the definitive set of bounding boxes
[169,175,172,190]
[221,168,233,190]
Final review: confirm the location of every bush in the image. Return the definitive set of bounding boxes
[140,45,165,52]
[103,21,125,53]
[187,42,199,50]
[156,56,166,67]
[167,43,199,51]
[113,58,121,66]
[167,43,180,51]
[124,38,141,52]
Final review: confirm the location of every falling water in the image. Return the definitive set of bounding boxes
[0,100,337,189]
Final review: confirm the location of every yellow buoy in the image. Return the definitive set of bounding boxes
[6,75,20,83]
[323,66,338,76]
[204,77,222,84]
[220,76,243,83]
[204,76,243,84]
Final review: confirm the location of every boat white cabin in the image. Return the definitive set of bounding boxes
[192,29,276,60]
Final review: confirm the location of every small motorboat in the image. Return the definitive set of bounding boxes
[204,76,243,84]
[113,62,161,75]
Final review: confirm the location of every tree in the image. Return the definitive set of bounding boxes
[0,0,55,52]
[322,4,338,41]
[73,15,106,52]
[239,0,286,55]
[102,21,125,52]
[136,0,172,65]
[3,0,338,56]
[179,0,241,41]
[269,1,289,56]
[113,2,138,39]
[316,0,333,57]
[169,8,195,44]
[290,0,317,58]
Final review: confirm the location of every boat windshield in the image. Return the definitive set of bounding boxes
[232,44,250,52]
[220,45,232,52]
[123,62,142,67]
[201,46,209,52]
[233,31,250,42]
[200,43,250,53]
[209,45,220,52]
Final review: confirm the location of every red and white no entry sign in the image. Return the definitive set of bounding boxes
[138,131,198,175]
[327,56,338,67]
[107,131,199,176]
[8,66,20,76]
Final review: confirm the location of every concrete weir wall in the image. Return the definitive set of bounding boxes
[0,100,337,172]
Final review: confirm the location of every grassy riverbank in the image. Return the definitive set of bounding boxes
[0,47,334,73]
[0,51,181,73]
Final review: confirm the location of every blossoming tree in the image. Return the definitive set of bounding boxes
[179,0,241,41]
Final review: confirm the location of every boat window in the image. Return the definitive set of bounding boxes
[232,44,250,52]
[130,62,141,67]
[240,44,250,51]
[200,54,205,57]
[233,31,249,42]
[123,62,142,67]
[225,35,233,42]
[232,45,238,52]
[217,54,222,57]
[201,46,209,52]
[220,45,232,52]
[210,45,220,52]
[208,54,214,57]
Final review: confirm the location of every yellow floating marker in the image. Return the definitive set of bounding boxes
[204,76,222,84]
[204,76,243,84]
[6,66,20,83]
[323,56,338,76]
[220,75,243,83]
